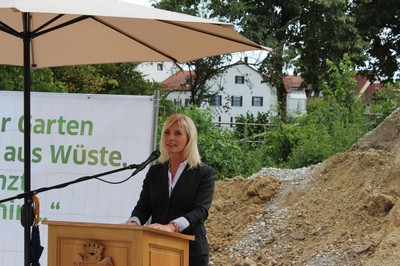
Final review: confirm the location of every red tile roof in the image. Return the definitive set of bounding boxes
[284,75,304,92]
[162,70,191,91]
[356,75,382,101]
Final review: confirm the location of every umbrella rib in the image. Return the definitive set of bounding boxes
[33,15,91,38]
[159,20,268,51]
[91,17,179,63]
[32,14,66,35]
[0,21,20,38]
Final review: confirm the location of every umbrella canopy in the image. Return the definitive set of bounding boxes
[0,0,270,68]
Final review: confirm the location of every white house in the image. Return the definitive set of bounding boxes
[162,61,279,126]
[284,75,308,116]
[138,61,309,124]
[136,62,181,82]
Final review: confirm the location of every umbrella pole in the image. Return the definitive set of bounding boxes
[22,12,33,266]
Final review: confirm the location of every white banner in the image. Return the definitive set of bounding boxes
[0,91,156,266]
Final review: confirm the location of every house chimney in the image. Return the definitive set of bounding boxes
[244,57,248,64]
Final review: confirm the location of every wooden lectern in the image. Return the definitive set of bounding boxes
[42,220,194,266]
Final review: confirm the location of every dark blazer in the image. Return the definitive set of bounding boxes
[131,162,216,257]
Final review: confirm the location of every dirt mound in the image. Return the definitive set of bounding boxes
[208,175,282,249]
[207,108,400,266]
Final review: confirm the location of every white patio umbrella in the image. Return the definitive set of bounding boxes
[0,0,270,265]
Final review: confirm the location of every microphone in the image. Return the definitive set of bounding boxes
[129,150,161,176]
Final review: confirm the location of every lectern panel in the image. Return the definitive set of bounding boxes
[149,244,183,266]
[57,239,129,266]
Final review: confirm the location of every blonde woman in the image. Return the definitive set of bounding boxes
[127,114,216,266]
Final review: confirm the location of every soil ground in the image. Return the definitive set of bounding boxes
[206,108,400,266]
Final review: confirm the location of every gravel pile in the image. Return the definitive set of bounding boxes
[209,165,322,266]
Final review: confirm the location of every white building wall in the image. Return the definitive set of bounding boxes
[165,63,277,126]
[287,89,307,116]
[136,62,181,82]
[167,90,191,108]
[207,64,277,125]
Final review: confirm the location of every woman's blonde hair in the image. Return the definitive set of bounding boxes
[159,114,201,168]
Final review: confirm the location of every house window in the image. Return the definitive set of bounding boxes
[252,96,263,106]
[212,95,222,106]
[235,76,245,84]
[174,99,182,106]
[157,63,163,71]
[184,98,190,106]
[231,96,243,107]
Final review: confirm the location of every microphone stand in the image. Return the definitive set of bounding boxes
[0,162,146,266]
[0,162,143,205]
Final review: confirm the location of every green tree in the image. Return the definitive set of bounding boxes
[183,57,230,107]
[152,0,199,16]
[235,111,270,140]
[154,0,232,107]
[0,65,24,91]
[283,55,370,168]
[99,63,162,95]
[52,63,158,95]
[209,0,302,117]
[294,0,368,96]
[208,0,368,116]
[0,65,67,92]
[321,54,360,112]
[285,97,368,168]
[351,0,400,82]
[368,82,400,126]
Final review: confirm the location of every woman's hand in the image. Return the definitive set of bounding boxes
[125,221,138,226]
[147,223,177,233]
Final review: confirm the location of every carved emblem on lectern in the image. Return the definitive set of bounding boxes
[73,241,114,266]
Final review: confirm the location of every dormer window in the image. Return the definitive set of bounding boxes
[235,76,245,84]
